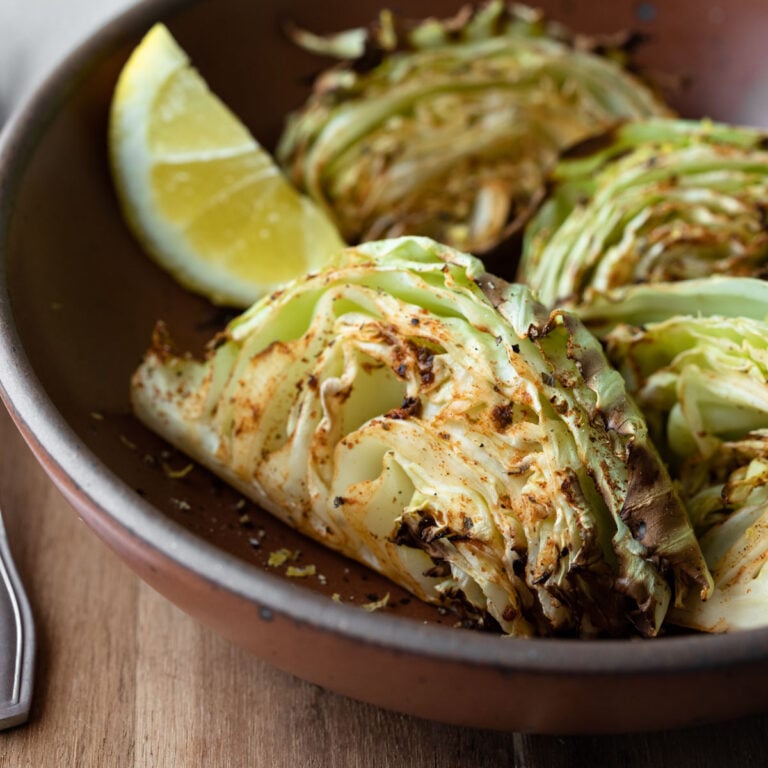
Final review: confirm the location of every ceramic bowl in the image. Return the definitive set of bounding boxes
[2,0,768,734]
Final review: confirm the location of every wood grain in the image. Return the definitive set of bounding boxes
[3,3,768,765]
[1,405,768,767]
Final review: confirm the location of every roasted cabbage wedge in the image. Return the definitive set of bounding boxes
[584,277,768,632]
[519,119,768,308]
[131,236,710,637]
[276,1,671,256]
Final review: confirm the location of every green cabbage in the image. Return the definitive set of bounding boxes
[585,278,768,631]
[277,2,670,256]
[519,119,768,308]
[131,236,709,637]
[576,274,768,336]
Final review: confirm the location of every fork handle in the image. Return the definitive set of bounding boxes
[0,508,35,730]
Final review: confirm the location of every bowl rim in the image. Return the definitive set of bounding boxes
[2,0,768,678]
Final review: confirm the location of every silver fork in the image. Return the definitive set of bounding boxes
[0,506,34,729]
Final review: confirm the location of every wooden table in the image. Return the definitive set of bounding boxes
[0,404,767,768]
[3,4,768,765]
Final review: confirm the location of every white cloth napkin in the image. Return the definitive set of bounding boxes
[0,0,135,124]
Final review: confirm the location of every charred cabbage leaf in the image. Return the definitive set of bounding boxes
[586,278,768,632]
[131,236,709,637]
[519,119,768,308]
[276,1,670,256]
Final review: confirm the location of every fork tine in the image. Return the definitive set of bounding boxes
[0,507,35,730]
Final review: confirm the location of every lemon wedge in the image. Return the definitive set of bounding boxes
[109,23,345,306]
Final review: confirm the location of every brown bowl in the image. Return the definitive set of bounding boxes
[2,0,768,735]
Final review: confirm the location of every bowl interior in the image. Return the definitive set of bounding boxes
[4,0,768,634]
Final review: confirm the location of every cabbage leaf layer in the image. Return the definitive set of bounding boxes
[132,237,709,636]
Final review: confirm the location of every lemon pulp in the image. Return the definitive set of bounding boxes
[109,24,344,306]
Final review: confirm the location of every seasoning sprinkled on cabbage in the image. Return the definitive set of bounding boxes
[582,277,768,632]
[277,2,670,256]
[131,236,710,637]
[519,119,768,308]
